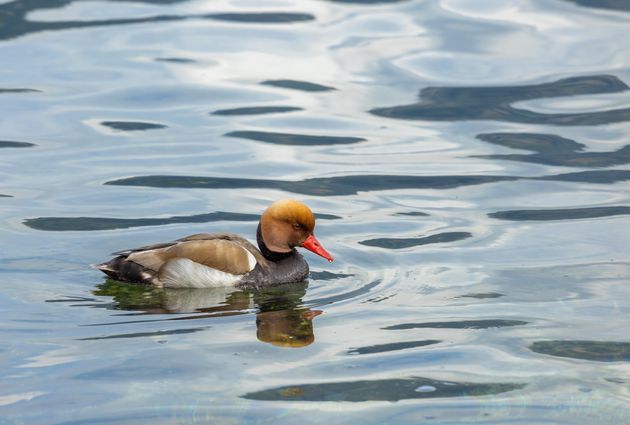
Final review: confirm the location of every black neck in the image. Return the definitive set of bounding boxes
[256,223,296,262]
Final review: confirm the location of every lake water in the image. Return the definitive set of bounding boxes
[2,0,630,423]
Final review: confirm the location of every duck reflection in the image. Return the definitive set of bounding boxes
[255,291,322,348]
[93,280,321,348]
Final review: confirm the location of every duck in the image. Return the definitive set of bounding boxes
[96,199,333,289]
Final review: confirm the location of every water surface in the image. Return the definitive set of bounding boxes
[1,0,630,424]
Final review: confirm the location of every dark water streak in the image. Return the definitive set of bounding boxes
[212,106,302,116]
[394,211,430,217]
[154,57,197,64]
[77,326,210,341]
[348,339,441,355]
[104,169,630,195]
[0,0,314,41]
[475,133,630,167]
[105,174,518,194]
[563,0,630,12]
[489,206,630,221]
[242,377,525,402]
[530,340,630,362]
[24,212,340,231]
[457,292,505,299]
[384,319,528,330]
[100,121,167,131]
[260,80,336,92]
[360,232,472,249]
[0,141,36,148]
[0,88,41,93]
[23,212,259,231]
[224,131,365,145]
[371,75,630,126]
[309,271,354,280]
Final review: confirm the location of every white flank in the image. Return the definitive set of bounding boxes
[245,250,257,271]
[160,258,244,288]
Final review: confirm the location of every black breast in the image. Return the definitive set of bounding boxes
[239,251,309,289]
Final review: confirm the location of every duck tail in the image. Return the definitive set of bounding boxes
[93,257,162,287]
[92,260,120,279]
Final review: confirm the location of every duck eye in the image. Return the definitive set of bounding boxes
[292,223,302,230]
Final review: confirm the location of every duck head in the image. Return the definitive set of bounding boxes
[259,199,333,262]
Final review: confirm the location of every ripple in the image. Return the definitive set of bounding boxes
[538,169,630,184]
[154,57,196,64]
[456,292,505,299]
[394,211,430,217]
[359,232,472,249]
[383,319,528,330]
[45,296,97,303]
[260,79,337,92]
[475,133,630,167]
[100,121,167,132]
[224,131,364,146]
[104,170,630,194]
[0,140,36,148]
[209,13,315,23]
[242,377,524,402]
[212,106,302,116]
[563,0,630,12]
[479,132,586,153]
[307,279,381,306]
[309,271,354,280]
[489,206,630,221]
[0,194,12,198]
[77,327,210,341]
[0,88,41,93]
[73,360,198,381]
[371,75,630,126]
[104,174,517,194]
[24,211,339,231]
[530,340,630,362]
[0,1,315,41]
[99,84,270,109]
[347,339,441,355]
[23,212,257,231]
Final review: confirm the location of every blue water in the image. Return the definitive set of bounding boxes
[1,0,630,423]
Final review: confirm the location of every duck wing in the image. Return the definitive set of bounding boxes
[128,238,258,275]
[99,233,266,286]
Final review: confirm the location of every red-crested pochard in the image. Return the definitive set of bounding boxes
[96,199,333,288]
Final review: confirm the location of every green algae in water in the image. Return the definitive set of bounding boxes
[530,341,630,362]
[242,377,525,402]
